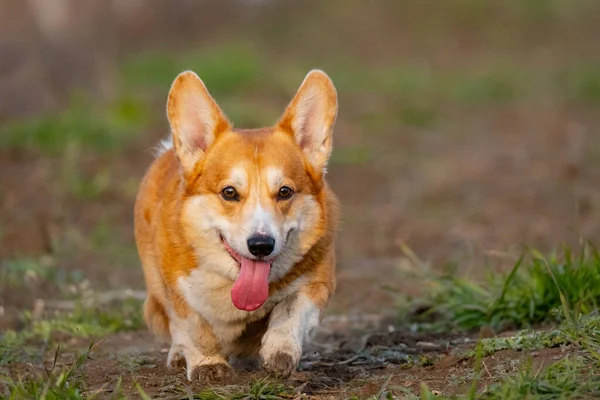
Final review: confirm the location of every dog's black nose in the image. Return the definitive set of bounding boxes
[247,235,275,257]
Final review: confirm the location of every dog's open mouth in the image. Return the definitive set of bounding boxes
[220,235,272,312]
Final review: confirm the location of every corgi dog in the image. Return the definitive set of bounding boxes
[134,69,339,382]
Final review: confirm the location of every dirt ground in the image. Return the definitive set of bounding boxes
[2,311,574,399]
[2,0,600,398]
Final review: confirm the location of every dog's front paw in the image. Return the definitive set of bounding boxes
[262,351,298,378]
[166,345,186,369]
[260,333,301,379]
[187,362,233,383]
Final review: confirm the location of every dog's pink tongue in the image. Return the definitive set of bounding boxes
[231,257,271,311]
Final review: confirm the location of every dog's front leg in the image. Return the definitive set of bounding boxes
[168,312,232,382]
[259,291,323,378]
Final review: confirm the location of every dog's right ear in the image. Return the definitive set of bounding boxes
[167,71,231,175]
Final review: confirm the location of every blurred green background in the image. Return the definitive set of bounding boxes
[1,0,600,317]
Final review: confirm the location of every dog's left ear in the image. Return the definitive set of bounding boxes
[278,70,338,174]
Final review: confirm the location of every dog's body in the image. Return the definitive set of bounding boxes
[134,70,339,381]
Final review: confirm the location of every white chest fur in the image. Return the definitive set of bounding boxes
[177,266,307,345]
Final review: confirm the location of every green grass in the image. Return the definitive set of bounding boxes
[4,245,600,399]
[481,355,600,400]
[120,41,286,129]
[0,297,143,364]
[474,328,568,357]
[325,62,530,107]
[0,94,149,155]
[558,64,600,107]
[216,98,280,129]
[330,146,372,165]
[400,242,600,332]
[6,38,598,157]
[394,242,600,399]
[0,257,83,290]
[120,42,264,96]
[59,143,112,201]
[120,42,281,128]
[136,378,291,400]
[410,351,600,400]
[395,314,600,399]
[0,341,123,400]
[120,44,547,133]
[447,69,522,106]
[398,105,439,128]
[89,217,140,268]
[472,313,600,357]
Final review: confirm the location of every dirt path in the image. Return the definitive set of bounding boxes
[18,313,469,398]
[2,307,573,399]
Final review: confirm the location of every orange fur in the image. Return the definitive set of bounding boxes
[134,69,339,381]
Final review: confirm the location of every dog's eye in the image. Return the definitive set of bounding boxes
[221,186,239,201]
[278,186,294,200]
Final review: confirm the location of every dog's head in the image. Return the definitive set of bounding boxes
[166,69,338,311]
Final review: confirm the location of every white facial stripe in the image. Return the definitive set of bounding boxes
[249,203,276,236]
[246,168,279,239]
